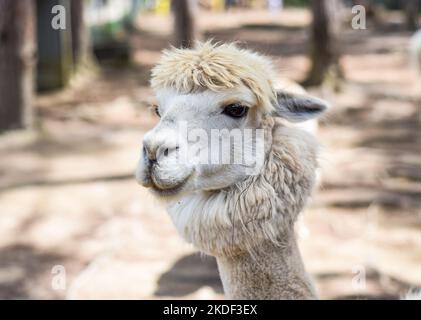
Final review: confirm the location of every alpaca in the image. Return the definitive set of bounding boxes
[135,42,328,299]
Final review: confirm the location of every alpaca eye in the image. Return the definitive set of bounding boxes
[153,105,161,118]
[222,104,249,118]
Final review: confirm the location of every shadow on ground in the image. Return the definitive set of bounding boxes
[155,253,223,297]
[0,244,66,299]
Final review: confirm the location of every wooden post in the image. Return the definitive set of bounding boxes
[71,0,93,69]
[404,0,420,31]
[302,0,344,87]
[36,0,73,91]
[172,0,198,48]
[0,0,36,131]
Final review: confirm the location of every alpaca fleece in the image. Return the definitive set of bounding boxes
[167,117,319,258]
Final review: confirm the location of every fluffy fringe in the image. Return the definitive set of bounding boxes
[150,41,278,114]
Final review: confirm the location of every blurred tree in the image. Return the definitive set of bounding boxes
[36,0,73,91]
[0,0,36,131]
[303,0,344,87]
[127,0,142,30]
[71,0,91,69]
[403,0,420,30]
[172,0,198,48]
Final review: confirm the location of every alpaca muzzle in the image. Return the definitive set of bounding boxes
[136,141,193,196]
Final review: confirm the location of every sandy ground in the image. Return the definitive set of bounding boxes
[0,9,420,299]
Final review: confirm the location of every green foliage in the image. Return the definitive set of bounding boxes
[284,0,310,7]
[375,0,421,10]
[378,0,403,10]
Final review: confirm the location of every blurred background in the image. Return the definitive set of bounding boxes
[0,0,421,299]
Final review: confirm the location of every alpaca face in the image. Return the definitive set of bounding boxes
[136,42,328,200]
[136,84,266,199]
[135,84,328,200]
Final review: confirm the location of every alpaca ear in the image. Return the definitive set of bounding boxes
[273,91,328,122]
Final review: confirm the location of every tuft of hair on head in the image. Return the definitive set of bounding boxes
[150,40,278,113]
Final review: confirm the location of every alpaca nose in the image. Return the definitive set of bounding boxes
[143,139,179,163]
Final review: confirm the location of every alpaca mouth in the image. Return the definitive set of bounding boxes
[150,174,191,197]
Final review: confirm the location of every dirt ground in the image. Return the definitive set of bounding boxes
[0,9,420,299]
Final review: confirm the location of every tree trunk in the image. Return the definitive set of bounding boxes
[404,0,419,31]
[36,0,73,91]
[71,0,90,69]
[302,0,344,87]
[0,0,36,132]
[172,0,198,48]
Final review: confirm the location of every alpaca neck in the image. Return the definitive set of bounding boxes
[167,119,319,299]
[216,231,317,300]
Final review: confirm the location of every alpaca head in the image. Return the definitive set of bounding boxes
[136,42,328,202]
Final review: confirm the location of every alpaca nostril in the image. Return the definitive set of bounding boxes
[147,143,179,160]
[143,144,156,164]
[162,145,178,158]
